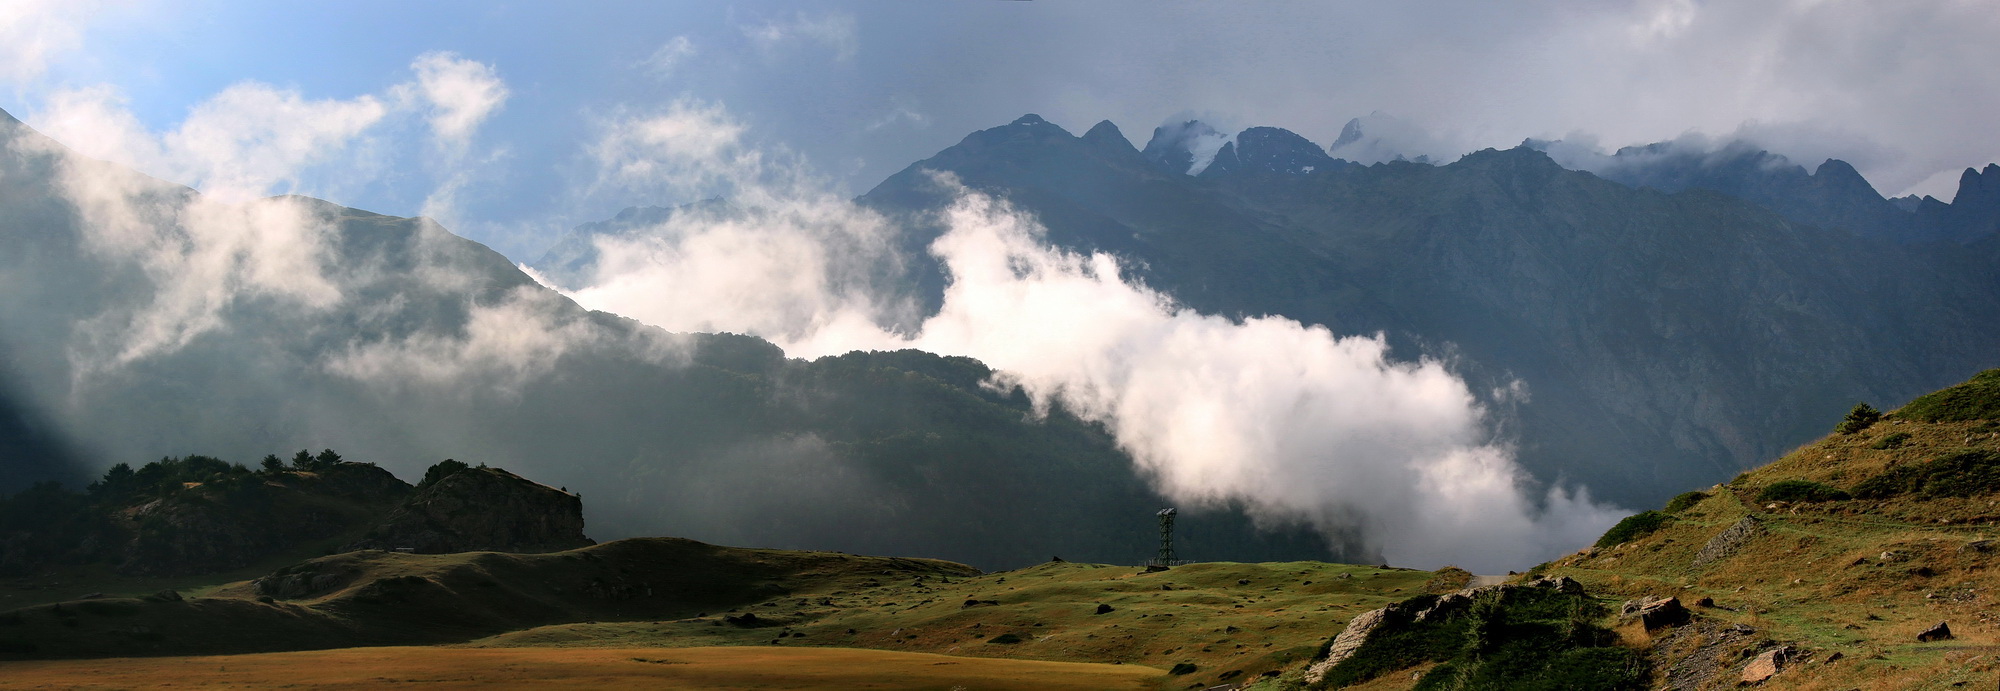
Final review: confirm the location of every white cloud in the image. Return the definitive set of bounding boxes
[405,51,509,147]
[19,83,390,373]
[0,0,96,85]
[589,99,752,194]
[865,100,929,132]
[1327,112,1469,165]
[742,11,859,62]
[325,285,607,395]
[643,36,697,77]
[34,82,388,202]
[13,54,527,382]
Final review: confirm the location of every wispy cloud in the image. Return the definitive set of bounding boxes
[643,35,697,77]
[0,0,97,86]
[741,11,858,62]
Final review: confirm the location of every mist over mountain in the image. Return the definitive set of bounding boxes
[1530,135,2000,244]
[0,107,1337,571]
[839,115,2000,510]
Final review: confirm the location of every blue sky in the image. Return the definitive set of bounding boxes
[7,1,1998,260]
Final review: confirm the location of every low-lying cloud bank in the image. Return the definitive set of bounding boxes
[561,105,1622,570]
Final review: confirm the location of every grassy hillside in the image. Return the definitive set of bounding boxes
[1528,369,2000,689]
[0,533,1436,690]
[474,559,1434,690]
[0,537,974,659]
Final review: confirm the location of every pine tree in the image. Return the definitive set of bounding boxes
[1836,402,1882,434]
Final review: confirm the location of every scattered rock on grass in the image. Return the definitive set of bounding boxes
[1916,621,1953,642]
[1740,646,1796,684]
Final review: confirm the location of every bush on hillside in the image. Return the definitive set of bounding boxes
[1755,480,1851,503]
[1663,491,1708,513]
[1835,403,1882,435]
[1852,450,2000,499]
[1894,369,2000,422]
[1594,511,1670,549]
[416,459,473,492]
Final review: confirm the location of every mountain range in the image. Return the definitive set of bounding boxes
[0,108,1330,570]
[5,104,1999,570]
[852,115,2000,506]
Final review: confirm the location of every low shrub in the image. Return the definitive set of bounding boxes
[1594,511,1670,549]
[1662,490,1708,513]
[1853,450,2000,499]
[1169,663,1198,675]
[1755,480,1851,503]
[986,633,1024,644]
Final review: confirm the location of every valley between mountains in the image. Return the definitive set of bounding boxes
[3,371,1999,689]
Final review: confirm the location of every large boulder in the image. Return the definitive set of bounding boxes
[347,466,592,554]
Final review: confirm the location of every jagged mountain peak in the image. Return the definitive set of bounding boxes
[1331,117,1364,151]
[1141,119,1230,176]
[1223,126,1342,176]
[1954,163,2000,205]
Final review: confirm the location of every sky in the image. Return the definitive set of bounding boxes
[5,0,1998,261]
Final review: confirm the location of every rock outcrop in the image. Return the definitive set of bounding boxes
[1303,576,1588,685]
[346,466,592,554]
[1691,516,1762,568]
[112,463,410,576]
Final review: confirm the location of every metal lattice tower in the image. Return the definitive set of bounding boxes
[1155,507,1177,567]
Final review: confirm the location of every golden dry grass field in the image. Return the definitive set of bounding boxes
[0,645,1166,690]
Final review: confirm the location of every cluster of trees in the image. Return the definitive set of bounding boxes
[8,449,352,512]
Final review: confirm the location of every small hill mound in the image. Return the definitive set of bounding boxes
[0,456,411,577]
[0,537,976,659]
[346,464,590,554]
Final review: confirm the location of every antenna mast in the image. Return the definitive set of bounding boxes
[1153,507,1177,569]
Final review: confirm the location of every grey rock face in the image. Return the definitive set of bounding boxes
[347,467,592,555]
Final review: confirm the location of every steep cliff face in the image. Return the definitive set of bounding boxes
[347,466,592,554]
